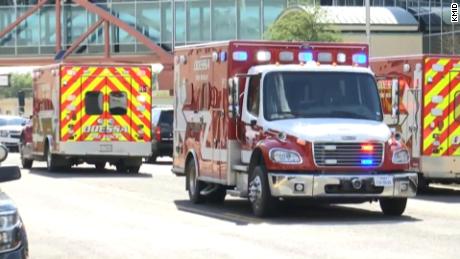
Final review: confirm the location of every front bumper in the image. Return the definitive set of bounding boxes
[268,172,417,198]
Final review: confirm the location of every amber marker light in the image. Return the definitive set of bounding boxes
[361,144,374,152]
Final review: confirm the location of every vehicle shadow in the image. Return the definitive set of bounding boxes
[174,199,420,226]
[27,167,152,179]
[415,185,460,203]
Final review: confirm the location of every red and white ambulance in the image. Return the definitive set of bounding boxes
[371,55,460,189]
[172,41,417,217]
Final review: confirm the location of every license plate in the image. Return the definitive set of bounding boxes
[100,144,112,152]
[374,175,393,187]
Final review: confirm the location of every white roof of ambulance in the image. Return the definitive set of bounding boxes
[248,64,374,75]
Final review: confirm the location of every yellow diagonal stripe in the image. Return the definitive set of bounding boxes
[424,58,450,84]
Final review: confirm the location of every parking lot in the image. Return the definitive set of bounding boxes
[0,153,458,259]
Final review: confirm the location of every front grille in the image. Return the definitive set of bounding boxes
[10,134,21,139]
[313,142,384,167]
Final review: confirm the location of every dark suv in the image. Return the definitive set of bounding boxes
[147,107,173,163]
[0,144,28,259]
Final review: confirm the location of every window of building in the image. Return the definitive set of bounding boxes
[263,0,286,31]
[109,91,128,115]
[238,0,261,39]
[188,0,211,42]
[212,0,236,40]
[85,91,103,115]
[247,75,261,116]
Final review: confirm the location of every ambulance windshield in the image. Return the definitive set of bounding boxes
[263,71,382,121]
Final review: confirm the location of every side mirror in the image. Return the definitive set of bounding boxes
[391,79,400,118]
[0,144,7,163]
[228,77,240,118]
[0,166,21,183]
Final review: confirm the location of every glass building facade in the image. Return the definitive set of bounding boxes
[320,0,460,54]
[0,0,292,56]
[1,0,458,57]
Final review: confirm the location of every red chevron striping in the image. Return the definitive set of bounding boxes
[60,67,106,117]
[60,66,85,94]
[424,118,457,156]
[105,79,143,136]
[106,71,150,128]
[423,59,457,95]
[60,77,107,138]
[422,72,460,135]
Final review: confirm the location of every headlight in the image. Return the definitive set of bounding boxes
[0,130,8,137]
[392,149,410,164]
[269,148,302,164]
[0,211,22,252]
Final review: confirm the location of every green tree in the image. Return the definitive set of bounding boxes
[265,7,341,42]
[0,73,32,98]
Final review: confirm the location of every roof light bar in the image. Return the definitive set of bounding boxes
[337,53,346,63]
[318,52,332,63]
[352,53,367,64]
[298,51,313,62]
[279,51,294,62]
[257,51,271,62]
[233,51,248,62]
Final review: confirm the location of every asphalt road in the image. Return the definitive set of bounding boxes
[1,153,459,259]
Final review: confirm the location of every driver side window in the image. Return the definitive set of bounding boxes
[247,75,261,116]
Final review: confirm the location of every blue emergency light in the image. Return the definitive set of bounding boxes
[361,159,373,166]
[298,51,313,62]
[352,53,367,64]
[233,51,248,61]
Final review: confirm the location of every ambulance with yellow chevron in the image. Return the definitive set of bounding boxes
[19,64,153,173]
[371,55,460,190]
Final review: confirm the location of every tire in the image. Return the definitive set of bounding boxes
[185,159,205,204]
[380,198,407,216]
[21,157,33,169]
[45,143,58,172]
[20,141,33,169]
[248,165,277,217]
[206,186,226,203]
[147,155,157,164]
[95,162,106,171]
[417,173,429,194]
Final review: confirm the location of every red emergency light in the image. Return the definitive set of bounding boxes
[361,144,374,152]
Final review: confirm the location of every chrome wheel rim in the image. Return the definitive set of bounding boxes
[249,175,262,204]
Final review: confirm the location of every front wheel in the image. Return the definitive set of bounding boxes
[45,143,58,172]
[186,159,205,204]
[248,165,277,217]
[380,198,407,216]
[20,142,33,169]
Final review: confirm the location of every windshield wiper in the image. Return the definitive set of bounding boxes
[330,110,369,120]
